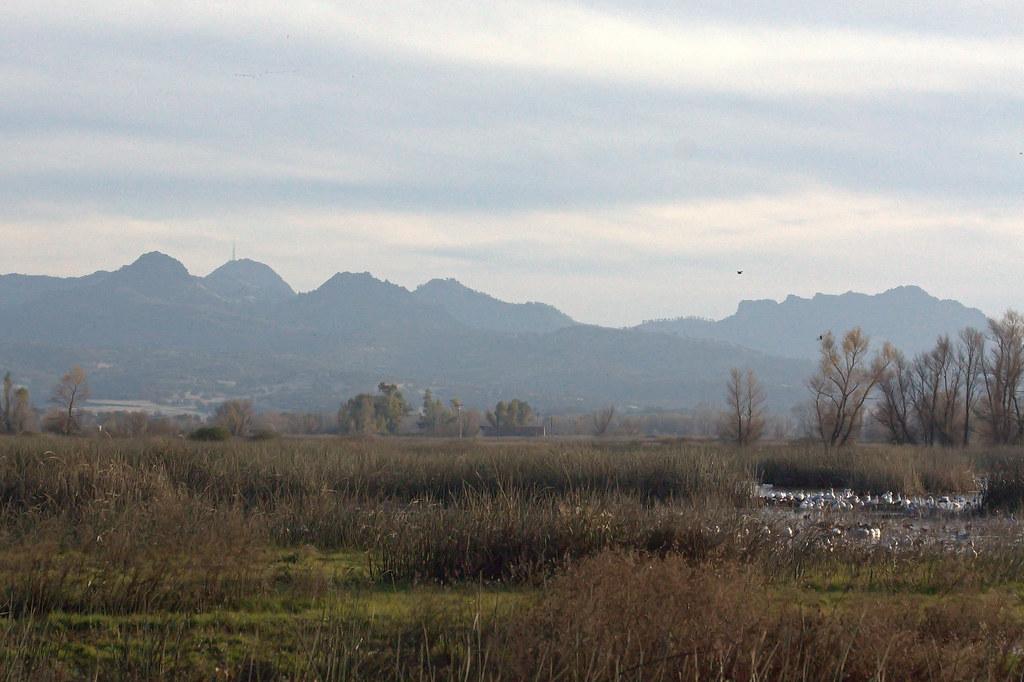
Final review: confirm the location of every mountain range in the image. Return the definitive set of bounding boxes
[635,286,989,360]
[0,253,995,414]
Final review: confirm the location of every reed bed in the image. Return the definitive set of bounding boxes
[0,437,751,512]
[751,444,978,494]
[5,552,1024,681]
[499,552,1024,681]
[0,436,1023,678]
[979,464,1024,515]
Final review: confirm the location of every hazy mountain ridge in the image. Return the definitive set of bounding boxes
[0,271,112,306]
[413,278,576,334]
[204,258,296,303]
[0,254,985,413]
[637,286,989,360]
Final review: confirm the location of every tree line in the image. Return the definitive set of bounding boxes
[209,387,539,439]
[0,364,548,440]
[0,366,90,435]
[10,309,1024,446]
[335,385,538,438]
[720,310,1024,448]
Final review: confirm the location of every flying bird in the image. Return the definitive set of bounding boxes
[736,270,743,275]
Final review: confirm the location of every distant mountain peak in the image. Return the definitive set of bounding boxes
[108,252,194,295]
[877,284,949,303]
[883,284,928,296]
[413,277,575,334]
[121,251,190,277]
[416,277,482,297]
[638,284,988,360]
[316,271,400,292]
[328,271,377,282]
[205,258,295,303]
[755,285,955,309]
[215,257,270,271]
[302,272,416,312]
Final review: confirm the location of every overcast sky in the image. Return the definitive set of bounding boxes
[2,2,1022,326]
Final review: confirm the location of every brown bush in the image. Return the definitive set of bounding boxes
[502,552,1024,681]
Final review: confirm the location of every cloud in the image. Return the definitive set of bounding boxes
[4,3,1023,217]
[2,189,1020,326]
[1,3,1021,327]
[12,1,1024,97]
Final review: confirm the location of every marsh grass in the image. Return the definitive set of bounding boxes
[0,588,519,680]
[976,450,1024,513]
[5,553,1023,681]
[751,444,978,494]
[0,437,751,511]
[366,492,750,584]
[500,552,1024,681]
[1,436,1024,678]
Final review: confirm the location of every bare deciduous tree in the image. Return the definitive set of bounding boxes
[978,311,1024,444]
[957,327,985,446]
[51,365,89,435]
[808,329,892,448]
[11,387,32,434]
[719,368,766,446]
[617,416,642,437]
[592,406,616,437]
[874,329,987,447]
[874,348,917,444]
[101,411,150,438]
[911,335,962,446]
[215,399,255,437]
[450,398,464,438]
[1,373,12,433]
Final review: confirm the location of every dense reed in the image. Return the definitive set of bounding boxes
[1,436,1023,678]
[750,444,978,494]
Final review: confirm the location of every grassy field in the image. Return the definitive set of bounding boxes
[1,436,1024,679]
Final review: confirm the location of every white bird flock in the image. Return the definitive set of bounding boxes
[759,486,976,514]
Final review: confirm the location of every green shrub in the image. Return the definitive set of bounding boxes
[248,428,279,441]
[188,426,231,441]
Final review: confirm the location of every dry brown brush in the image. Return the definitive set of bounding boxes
[503,552,1024,681]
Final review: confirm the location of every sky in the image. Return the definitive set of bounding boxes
[2,1,1023,326]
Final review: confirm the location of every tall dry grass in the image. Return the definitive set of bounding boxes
[500,552,1024,681]
[0,437,756,609]
[0,437,1020,595]
[1,437,1024,678]
[6,552,1021,681]
[750,444,978,494]
[0,437,751,512]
